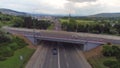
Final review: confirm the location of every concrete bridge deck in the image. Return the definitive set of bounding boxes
[3,26,120,51]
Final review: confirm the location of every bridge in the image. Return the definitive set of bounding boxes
[3,26,120,51]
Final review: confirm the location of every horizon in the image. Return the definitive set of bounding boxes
[0,0,120,16]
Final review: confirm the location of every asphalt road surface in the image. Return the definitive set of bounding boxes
[25,42,91,68]
[53,18,61,31]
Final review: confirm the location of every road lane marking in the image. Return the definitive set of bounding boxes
[66,62,69,68]
[58,46,61,68]
[64,46,69,68]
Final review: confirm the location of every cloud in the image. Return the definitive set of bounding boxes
[64,0,100,13]
[0,0,120,16]
[64,0,120,16]
[67,0,97,3]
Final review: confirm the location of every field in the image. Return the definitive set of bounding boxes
[60,19,94,24]
[0,47,35,68]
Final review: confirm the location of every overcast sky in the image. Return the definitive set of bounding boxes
[0,0,120,16]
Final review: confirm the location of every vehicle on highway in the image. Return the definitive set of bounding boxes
[52,48,57,55]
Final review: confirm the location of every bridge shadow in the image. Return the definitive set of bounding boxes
[37,40,84,51]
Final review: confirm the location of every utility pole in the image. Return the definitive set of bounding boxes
[68,12,71,23]
[33,17,36,45]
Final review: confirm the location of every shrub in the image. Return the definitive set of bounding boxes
[112,46,120,56]
[1,46,14,57]
[116,54,120,62]
[102,45,113,56]
[103,60,118,67]
[9,42,19,50]
[102,45,120,57]
[13,37,28,49]
[0,56,6,61]
[110,63,120,68]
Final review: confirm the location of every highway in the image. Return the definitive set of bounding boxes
[52,18,61,31]
[25,42,91,68]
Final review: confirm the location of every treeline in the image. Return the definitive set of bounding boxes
[13,17,52,29]
[61,18,120,35]
[0,13,52,30]
[0,12,24,27]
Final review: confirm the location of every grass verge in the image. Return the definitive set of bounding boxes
[88,56,117,68]
[0,47,35,68]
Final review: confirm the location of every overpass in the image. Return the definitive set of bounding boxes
[3,26,120,51]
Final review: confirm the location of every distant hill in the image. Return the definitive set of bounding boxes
[0,8,30,16]
[89,13,120,17]
[0,8,53,17]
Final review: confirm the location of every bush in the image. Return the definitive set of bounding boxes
[0,56,6,61]
[116,54,120,62]
[110,63,120,68]
[9,42,19,50]
[13,37,28,49]
[102,45,113,56]
[102,45,120,57]
[0,46,14,57]
[112,46,120,56]
[104,60,120,68]
[0,30,12,43]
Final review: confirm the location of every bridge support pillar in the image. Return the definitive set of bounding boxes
[83,42,101,51]
[25,36,38,45]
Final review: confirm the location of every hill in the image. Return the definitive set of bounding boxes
[0,8,29,16]
[0,8,52,17]
[90,13,120,17]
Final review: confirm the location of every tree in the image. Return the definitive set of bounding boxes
[102,45,113,56]
[114,23,120,34]
[12,17,24,27]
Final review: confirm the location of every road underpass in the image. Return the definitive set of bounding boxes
[25,41,92,68]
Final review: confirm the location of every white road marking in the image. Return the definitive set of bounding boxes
[66,62,69,68]
[58,46,61,68]
[64,47,69,68]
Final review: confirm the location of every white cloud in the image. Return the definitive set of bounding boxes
[0,0,120,16]
[67,0,97,3]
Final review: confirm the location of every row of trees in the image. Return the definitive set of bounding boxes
[0,12,52,30]
[13,17,52,30]
[61,18,120,35]
[0,13,24,27]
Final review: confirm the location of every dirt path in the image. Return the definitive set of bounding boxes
[83,46,103,59]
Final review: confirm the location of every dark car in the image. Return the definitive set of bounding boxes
[52,48,57,55]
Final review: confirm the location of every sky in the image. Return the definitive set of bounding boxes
[0,0,120,16]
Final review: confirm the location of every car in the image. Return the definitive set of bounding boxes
[52,48,57,55]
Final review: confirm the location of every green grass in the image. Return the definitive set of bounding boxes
[88,56,117,68]
[47,24,54,30]
[0,47,35,68]
[59,19,69,22]
[76,20,94,23]
[60,19,94,24]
